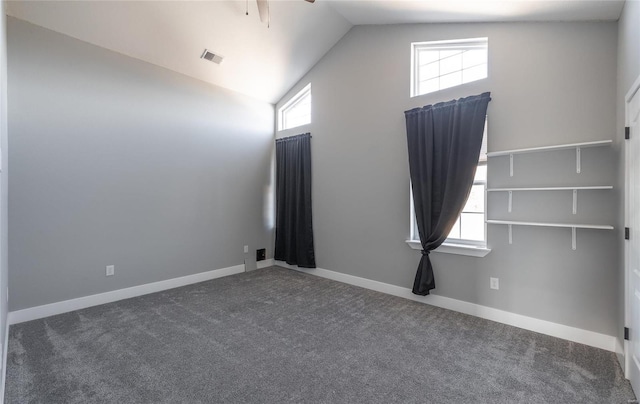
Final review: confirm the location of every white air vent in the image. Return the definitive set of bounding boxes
[200,49,224,64]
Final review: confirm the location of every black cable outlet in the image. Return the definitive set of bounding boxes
[256,248,266,261]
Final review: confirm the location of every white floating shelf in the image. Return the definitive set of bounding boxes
[486,220,613,230]
[486,220,614,250]
[487,186,612,192]
[486,140,612,157]
[486,140,612,177]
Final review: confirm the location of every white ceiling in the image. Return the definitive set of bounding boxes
[6,0,626,104]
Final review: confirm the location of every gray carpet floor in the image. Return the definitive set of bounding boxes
[5,266,636,403]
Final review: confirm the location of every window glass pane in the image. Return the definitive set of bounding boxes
[447,217,461,239]
[462,64,488,84]
[439,52,462,75]
[282,92,310,130]
[285,108,309,123]
[285,114,309,130]
[419,78,439,95]
[412,38,488,97]
[279,85,311,130]
[439,71,462,90]
[460,213,485,241]
[474,165,487,182]
[418,49,439,65]
[419,62,439,81]
[462,184,484,213]
[439,50,462,60]
[462,49,487,69]
[290,94,310,112]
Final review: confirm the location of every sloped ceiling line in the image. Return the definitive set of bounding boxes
[5,0,624,104]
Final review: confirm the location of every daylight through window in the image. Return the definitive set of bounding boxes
[278,84,311,131]
[411,38,488,97]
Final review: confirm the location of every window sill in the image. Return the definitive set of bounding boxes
[405,240,491,258]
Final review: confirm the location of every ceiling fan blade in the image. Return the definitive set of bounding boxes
[256,0,269,23]
[304,0,315,2]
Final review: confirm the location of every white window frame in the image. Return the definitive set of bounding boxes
[406,120,491,258]
[278,83,311,131]
[411,37,488,98]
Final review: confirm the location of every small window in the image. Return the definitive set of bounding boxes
[411,120,488,247]
[278,84,311,131]
[411,38,488,97]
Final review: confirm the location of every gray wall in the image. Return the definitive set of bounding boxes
[276,22,619,336]
[617,1,640,352]
[7,18,274,311]
[1,0,8,372]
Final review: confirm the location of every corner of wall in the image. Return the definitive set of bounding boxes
[617,0,640,374]
[616,337,626,374]
[1,0,9,399]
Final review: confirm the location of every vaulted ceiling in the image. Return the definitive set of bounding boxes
[6,0,626,104]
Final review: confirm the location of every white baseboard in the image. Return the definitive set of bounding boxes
[8,264,245,325]
[6,260,619,353]
[275,261,618,353]
[257,258,275,269]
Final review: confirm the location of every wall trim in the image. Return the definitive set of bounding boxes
[5,260,618,352]
[7,264,245,325]
[275,261,617,352]
[257,258,275,269]
[617,338,626,373]
[625,72,640,104]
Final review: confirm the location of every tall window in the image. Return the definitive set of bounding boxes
[411,120,488,246]
[278,84,311,131]
[411,37,488,97]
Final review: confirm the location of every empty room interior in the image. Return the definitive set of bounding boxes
[0,0,638,402]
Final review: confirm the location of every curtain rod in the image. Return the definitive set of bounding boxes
[276,132,312,141]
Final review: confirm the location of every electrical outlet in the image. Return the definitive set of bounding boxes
[490,277,499,290]
[244,245,249,253]
[106,265,115,277]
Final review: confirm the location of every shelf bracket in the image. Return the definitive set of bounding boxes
[576,147,581,174]
[508,191,513,213]
[572,189,577,214]
[509,154,514,177]
[572,227,577,250]
[508,224,513,244]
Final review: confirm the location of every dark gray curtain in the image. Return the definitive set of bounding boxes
[405,92,491,295]
[274,133,316,268]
